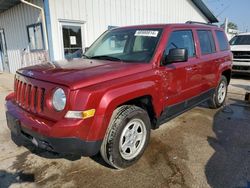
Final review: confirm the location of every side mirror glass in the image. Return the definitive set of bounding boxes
[163,48,188,65]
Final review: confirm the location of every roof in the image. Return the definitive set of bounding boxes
[191,0,218,23]
[0,0,218,23]
[0,0,20,13]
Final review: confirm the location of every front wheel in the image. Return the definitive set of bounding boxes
[208,75,228,109]
[100,105,151,169]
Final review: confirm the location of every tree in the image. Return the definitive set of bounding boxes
[228,22,238,30]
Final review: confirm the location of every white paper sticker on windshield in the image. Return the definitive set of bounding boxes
[134,30,159,37]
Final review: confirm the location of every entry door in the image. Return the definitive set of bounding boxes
[60,22,85,59]
[0,29,9,72]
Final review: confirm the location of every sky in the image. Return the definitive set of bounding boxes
[203,0,250,32]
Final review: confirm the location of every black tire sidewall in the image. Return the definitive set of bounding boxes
[107,107,151,169]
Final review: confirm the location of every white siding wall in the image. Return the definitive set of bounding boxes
[0,0,44,73]
[48,0,209,61]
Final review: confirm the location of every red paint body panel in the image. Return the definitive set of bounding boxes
[5,24,232,144]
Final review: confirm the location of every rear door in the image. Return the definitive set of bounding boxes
[195,29,218,91]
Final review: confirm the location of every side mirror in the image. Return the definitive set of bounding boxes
[163,48,188,65]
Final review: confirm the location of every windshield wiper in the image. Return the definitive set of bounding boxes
[89,55,122,61]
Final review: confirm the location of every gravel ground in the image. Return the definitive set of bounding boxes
[0,72,250,188]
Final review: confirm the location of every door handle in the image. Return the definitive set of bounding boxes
[185,67,193,71]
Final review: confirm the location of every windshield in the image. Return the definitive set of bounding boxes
[84,28,163,62]
[229,35,250,45]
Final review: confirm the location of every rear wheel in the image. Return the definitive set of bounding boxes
[100,105,151,169]
[208,75,228,109]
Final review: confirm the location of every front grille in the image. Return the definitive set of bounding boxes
[233,65,250,71]
[232,51,250,59]
[14,77,45,113]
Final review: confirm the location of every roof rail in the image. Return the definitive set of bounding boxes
[186,21,218,27]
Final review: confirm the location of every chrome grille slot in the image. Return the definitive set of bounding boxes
[14,77,45,113]
[232,51,250,60]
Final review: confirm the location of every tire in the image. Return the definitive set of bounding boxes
[208,75,228,109]
[100,105,151,169]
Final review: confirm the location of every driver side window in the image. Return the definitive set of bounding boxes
[166,30,196,58]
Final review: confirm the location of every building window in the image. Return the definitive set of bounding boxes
[27,23,45,51]
[62,25,83,59]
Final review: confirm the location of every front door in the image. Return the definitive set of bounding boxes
[60,22,85,59]
[162,29,200,107]
[0,29,9,72]
[157,29,201,124]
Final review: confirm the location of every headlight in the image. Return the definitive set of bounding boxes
[52,88,66,111]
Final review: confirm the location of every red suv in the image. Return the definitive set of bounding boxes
[5,23,232,169]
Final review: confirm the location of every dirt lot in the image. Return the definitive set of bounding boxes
[0,72,250,188]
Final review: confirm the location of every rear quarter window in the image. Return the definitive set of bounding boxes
[215,30,229,51]
[197,30,216,55]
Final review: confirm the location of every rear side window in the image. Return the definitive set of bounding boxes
[166,30,195,57]
[197,30,216,55]
[215,30,229,51]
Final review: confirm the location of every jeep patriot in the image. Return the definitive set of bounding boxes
[5,23,232,169]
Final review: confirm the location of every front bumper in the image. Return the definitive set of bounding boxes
[5,101,102,156]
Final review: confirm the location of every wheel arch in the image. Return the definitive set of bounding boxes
[118,95,157,127]
[88,81,161,140]
[222,69,232,85]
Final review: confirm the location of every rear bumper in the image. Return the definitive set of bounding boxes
[5,100,102,156]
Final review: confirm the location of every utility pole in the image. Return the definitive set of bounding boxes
[224,18,228,33]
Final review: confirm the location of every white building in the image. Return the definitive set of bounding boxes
[0,0,218,73]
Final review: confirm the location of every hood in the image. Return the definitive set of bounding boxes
[230,45,250,51]
[17,58,151,90]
